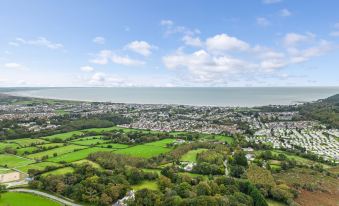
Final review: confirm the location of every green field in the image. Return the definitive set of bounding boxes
[16,162,61,173]
[142,168,162,175]
[41,131,84,141]
[180,148,208,162]
[8,138,48,147]
[0,154,35,168]
[131,180,159,191]
[212,135,234,144]
[98,143,130,149]
[27,145,87,160]
[71,138,108,146]
[114,145,171,158]
[16,146,39,155]
[0,192,61,206]
[42,167,74,176]
[47,147,114,163]
[37,143,64,149]
[0,142,19,151]
[143,138,175,147]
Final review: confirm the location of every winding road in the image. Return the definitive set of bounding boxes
[10,189,82,206]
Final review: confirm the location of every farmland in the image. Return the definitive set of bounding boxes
[0,192,61,206]
[180,148,208,162]
[114,144,172,158]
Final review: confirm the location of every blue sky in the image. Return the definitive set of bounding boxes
[0,0,338,87]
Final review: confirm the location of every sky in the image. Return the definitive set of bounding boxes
[0,0,339,87]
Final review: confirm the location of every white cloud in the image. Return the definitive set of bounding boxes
[10,37,63,49]
[111,54,145,66]
[256,17,270,27]
[125,41,154,56]
[91,50,144,66]
[288,40,333,63]
[3,62,27,70]
[88,72,124,86]
[279,9,292,17]
[262,0,282,4]
[206,34,250,52]
[283,32,314,47]
[80,66,94,72]
[93,36,105,44]
[160,19,174,26]
[182,35,203,47]
[160,19,200,37]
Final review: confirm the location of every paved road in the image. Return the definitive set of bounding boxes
[10,189,82,206]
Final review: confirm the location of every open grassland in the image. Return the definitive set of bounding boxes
[0,154,34,168]
[131,180,159,191]
[42,167,74,176]
[180,148,208,162]
[16,162,61,173]
[47,147,114,163]
[27,145,87,160]
[143,138,175,147]
[8,138,48,147]
[114,145,171,158]
[0,192,61,206]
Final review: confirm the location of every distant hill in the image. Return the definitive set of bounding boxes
[299,94,339,128]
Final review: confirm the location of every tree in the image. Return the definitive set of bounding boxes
[130,189,162,206]
[196,182,212,196]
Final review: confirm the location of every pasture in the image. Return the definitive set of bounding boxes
[98,143,130,149]
[17,162,61,173]
[8,138,48,147]
[0,154,34,168]
[42,167,74,176]
[47,147,114,163]
[143,138,175,147]
[0,192,61,206]
[180,148,208,162]
[27,145,87,160]
[114,145,172,158]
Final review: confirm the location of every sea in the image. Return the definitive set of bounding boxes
[7,87,339,107]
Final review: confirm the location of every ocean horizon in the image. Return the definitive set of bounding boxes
[6,86,339,107]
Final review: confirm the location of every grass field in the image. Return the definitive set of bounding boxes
[180,148,208,162]
[266,199,287,206]
[47,147,114,163]
[8,138,48,147]
[0,154,35,168]
[114,145,171,158]
[142,168,162,175]
[98,143,130,149]
[27,145,87,160]
[41,131,84,141]
[0,142,19,151]
[71,138,108,146]
[42,167,74,176]
[212,135,234,144]
[16,146,39,155]
[143,138,175,147]
[0,192,61,206]
[37,143,64,149]
[16,162,61,173]
[131,180,159,191]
